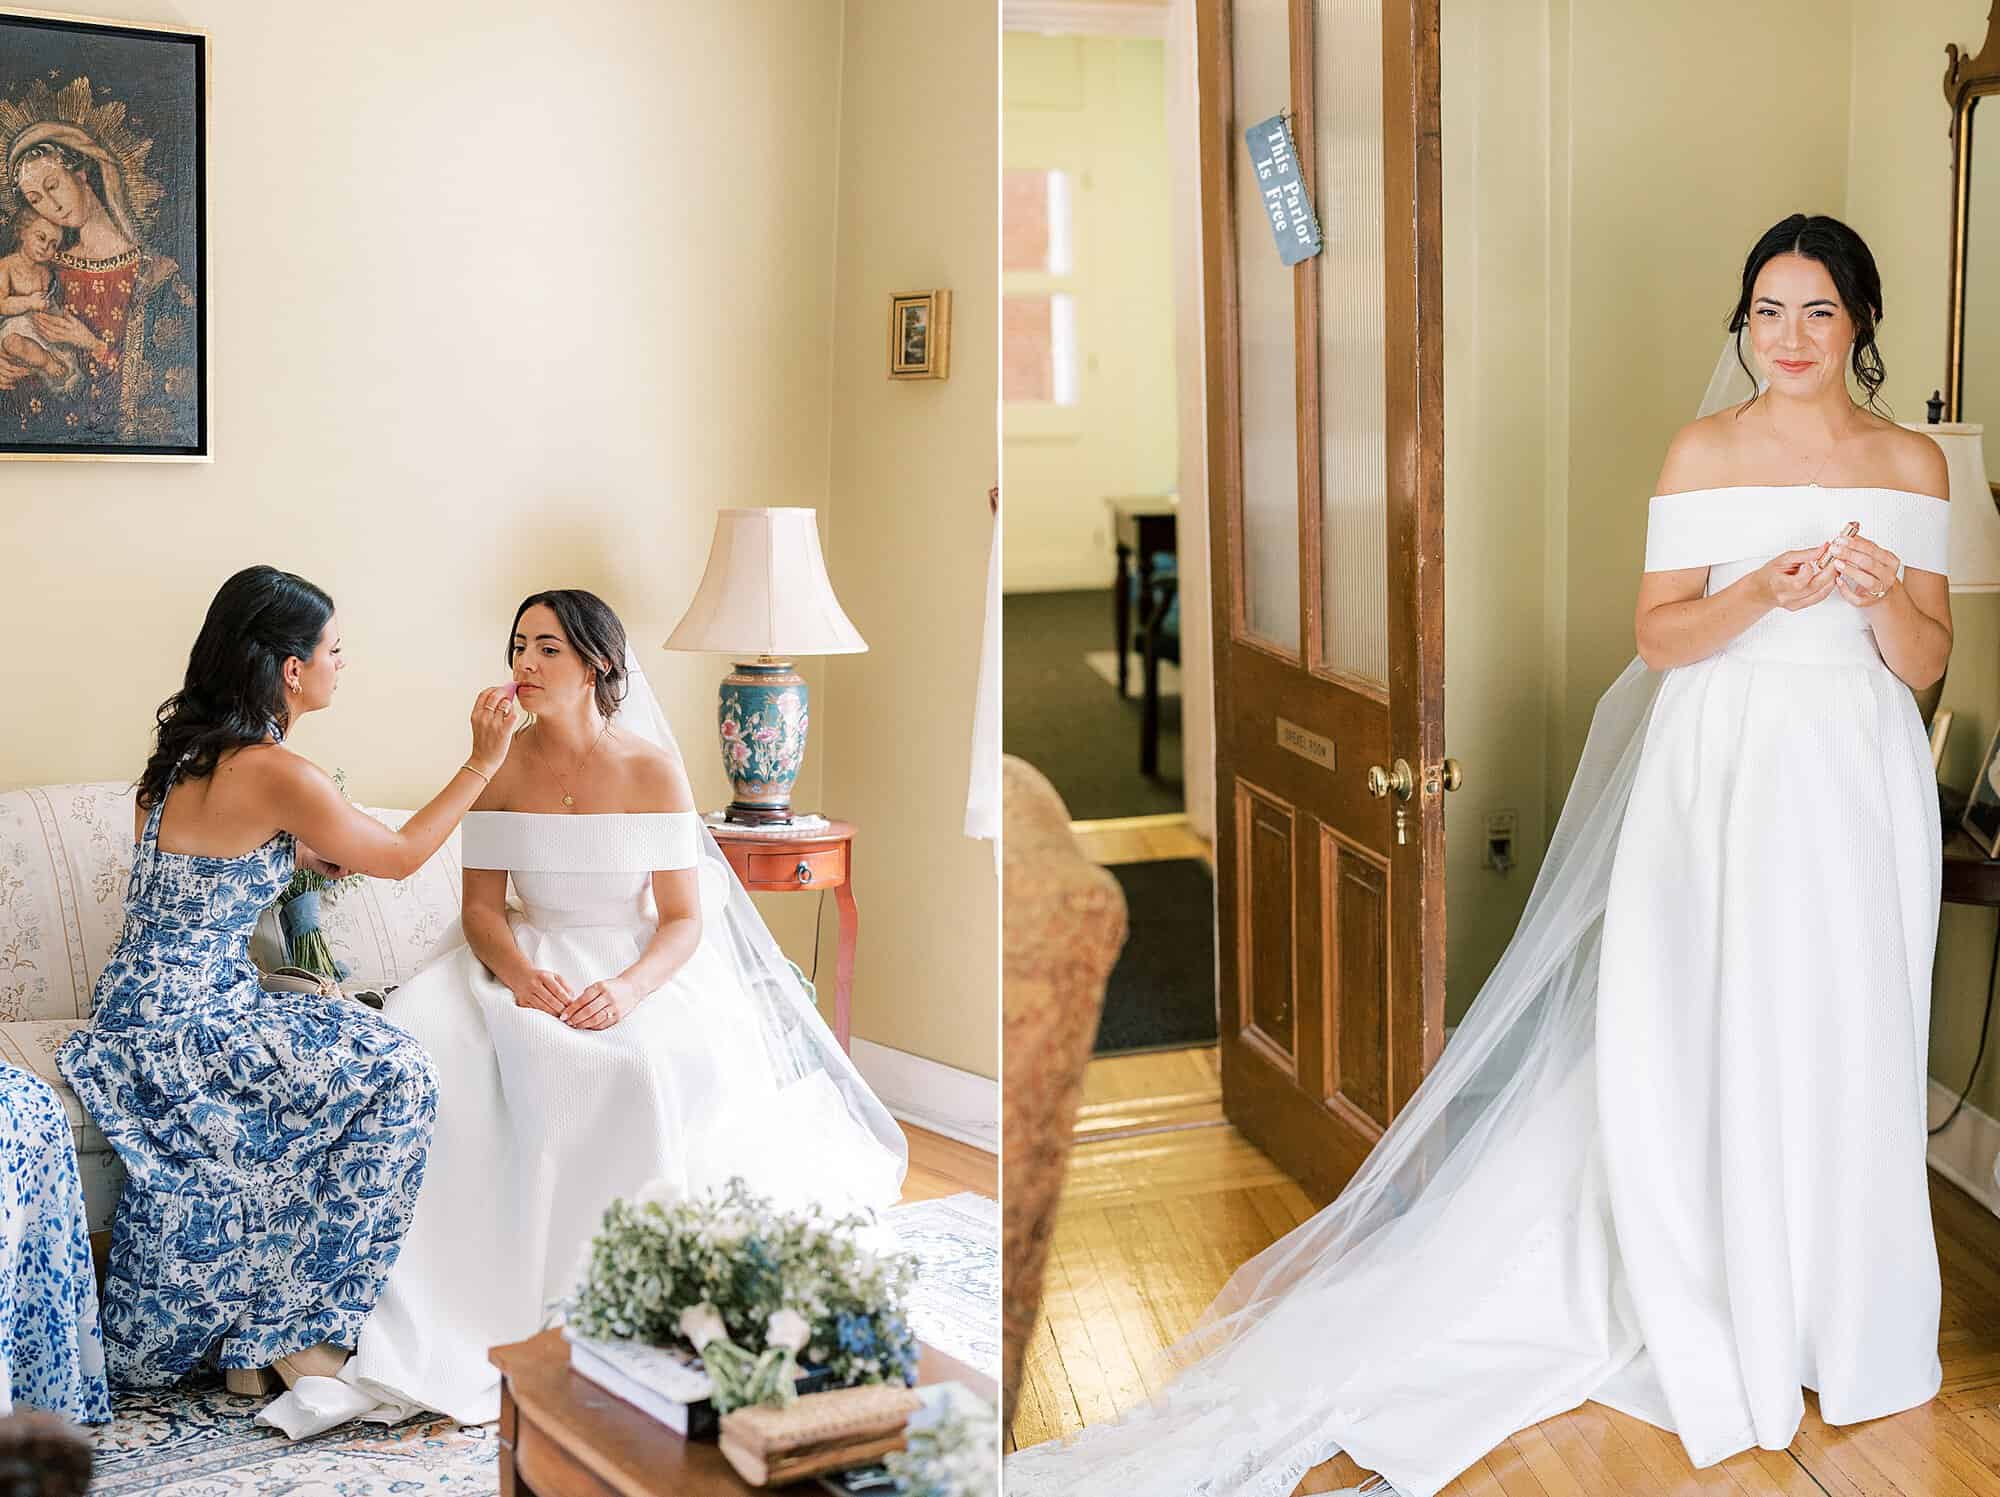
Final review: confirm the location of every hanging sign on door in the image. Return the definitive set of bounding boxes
[1244,113,1323,265]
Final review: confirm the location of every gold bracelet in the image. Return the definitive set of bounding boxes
[461,763,491,786]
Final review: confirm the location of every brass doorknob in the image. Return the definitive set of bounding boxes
[1366,759,1415,801]
[1442,758,1463,792]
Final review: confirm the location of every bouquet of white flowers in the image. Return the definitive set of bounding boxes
[883,1390,998,1497]
[565,1178,921,1415]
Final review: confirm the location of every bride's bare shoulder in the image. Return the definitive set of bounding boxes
[614,730,696,814]
[1653,408,1751,497]
[1850,410,1950,500]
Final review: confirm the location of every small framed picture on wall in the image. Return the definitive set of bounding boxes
[1965,722,2000,858]
[0,7,209,460]
[889,289,950,381]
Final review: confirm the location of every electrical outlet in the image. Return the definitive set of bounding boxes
[1482,810,1518,874]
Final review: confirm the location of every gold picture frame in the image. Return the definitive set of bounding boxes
[1965,719,2000,858]
[888,290,951,380]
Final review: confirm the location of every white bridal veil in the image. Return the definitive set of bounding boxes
[1004,335,1776,1497]
[615,644,909,1174]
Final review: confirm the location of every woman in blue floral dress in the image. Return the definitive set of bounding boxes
[0,1068,110,1424]
[57,565,520,1393]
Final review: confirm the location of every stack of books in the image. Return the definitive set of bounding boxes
[563,1330,836,1441]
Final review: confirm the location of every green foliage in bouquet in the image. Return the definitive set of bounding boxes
[564,1178,921,1410]
[278,768,366,981]
[884,1396,1000,1497]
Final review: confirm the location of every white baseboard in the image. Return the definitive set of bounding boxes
[852,1039,998,1154]
[1928,1077,2000,1217]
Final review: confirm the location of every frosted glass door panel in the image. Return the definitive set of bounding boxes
[1313,0,1389,684]
[1232,0,1302,654]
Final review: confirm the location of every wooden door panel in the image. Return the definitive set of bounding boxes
[1222,647,1391,850]
[1322,830,1391,1130]
[1201,0,1445,1209]
[1236,784,1300,1073]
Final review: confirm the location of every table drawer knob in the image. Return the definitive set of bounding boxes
[796,860,814,885]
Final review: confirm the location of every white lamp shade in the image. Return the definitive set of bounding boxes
[1907,422,2000,592]
[664,507,868,656]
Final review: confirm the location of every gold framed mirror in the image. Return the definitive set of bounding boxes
[1946,11,2000,479]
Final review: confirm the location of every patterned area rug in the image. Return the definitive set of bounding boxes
[889,1191,1000,1382]
[86,1190,999,1491]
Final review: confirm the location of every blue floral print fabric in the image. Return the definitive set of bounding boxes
[55,765,439,1388]
[0,1067,111,1422]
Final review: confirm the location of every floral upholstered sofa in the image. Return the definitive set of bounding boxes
[0,781,466,1235]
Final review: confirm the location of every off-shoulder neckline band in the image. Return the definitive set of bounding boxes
[461,810,698,820]
[1650,484,1948,504]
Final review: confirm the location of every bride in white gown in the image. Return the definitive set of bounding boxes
[1007,216,1956,1497]
[263,590,907,1436]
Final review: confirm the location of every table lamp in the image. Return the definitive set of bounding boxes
[665,507,868,824]
[1904,423,1999,729]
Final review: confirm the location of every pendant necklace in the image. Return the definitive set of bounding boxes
[530,719,612,808]
[1770,406,1844,488]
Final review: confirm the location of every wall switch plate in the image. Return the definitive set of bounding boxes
[1483,810,1518,873]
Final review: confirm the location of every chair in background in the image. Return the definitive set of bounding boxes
[1134,556,1180,777]
[1000,756,1127,1425]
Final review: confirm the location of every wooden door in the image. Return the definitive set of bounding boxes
[1197,0,1448,1205]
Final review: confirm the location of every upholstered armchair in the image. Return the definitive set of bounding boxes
[1000,756,1127,1423]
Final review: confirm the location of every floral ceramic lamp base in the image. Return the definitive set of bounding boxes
[720,660,809,824]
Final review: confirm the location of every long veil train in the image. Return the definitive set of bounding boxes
[616,647,908,1169]
[1004,338,1769,1497]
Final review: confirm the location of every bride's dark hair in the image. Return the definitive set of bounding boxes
[1726,213,1888,415]
[509,590,628,719]
[137,566,334,810]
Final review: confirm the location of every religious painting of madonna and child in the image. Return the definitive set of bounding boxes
[0,10,206,460]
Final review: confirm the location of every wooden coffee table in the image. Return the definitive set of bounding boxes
[490,1329,996,1496]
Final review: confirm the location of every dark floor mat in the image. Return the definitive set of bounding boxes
[1095,859,1217,1055]
[1003,589,1183,821]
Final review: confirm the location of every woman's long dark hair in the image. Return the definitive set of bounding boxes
[1727,213,1889,415]
[509,590,628,719]
[137,566,334,810]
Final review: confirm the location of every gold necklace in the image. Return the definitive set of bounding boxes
[529,720,612,808]
[1768,406,1846,488]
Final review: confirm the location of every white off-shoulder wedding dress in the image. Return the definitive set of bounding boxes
[260,808,907,1436]
[1006,484,1950,1497]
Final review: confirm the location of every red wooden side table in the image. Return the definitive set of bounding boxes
[708,818,857,1052]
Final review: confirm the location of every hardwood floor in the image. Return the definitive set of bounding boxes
[901,1122,996,1203]
[1011,1052,2000,1496]
[1069,813,1214,869]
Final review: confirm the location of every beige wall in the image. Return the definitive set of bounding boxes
[821,0,1000,1080]
[1555,0,1853,788]
[1438,0,1557,1015]
[1845,0,2000,1118]
[1001,32,1179,593]
[0,0,997,1076]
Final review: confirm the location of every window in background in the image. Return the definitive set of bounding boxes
[1003,168,1078,407]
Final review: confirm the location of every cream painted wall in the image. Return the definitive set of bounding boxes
[1554,0,1853,789]
[821,0,1000,1080]
[1844,0,2000,1121]
[1001,33,1179,593]
[0,0,845,815]
[0,0,998,1075]
[1438,0,1556,1018]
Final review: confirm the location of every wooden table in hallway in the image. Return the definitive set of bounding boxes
[1106,494,1179,697]
[1012,1051,2000,1495]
